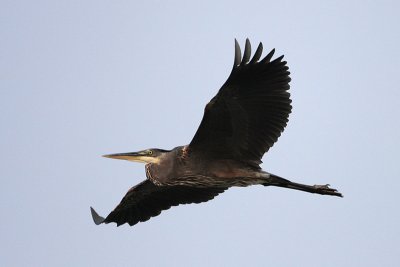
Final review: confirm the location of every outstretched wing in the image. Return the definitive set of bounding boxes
[189,39,292,167]
[90,180,227,227]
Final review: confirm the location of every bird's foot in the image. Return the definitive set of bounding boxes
[313,184,343,197]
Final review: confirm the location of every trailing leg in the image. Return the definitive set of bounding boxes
[264,173,343,197]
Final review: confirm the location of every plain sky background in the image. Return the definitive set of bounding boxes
[1,0,400,266]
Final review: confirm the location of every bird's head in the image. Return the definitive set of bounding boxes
[103,148,169,164]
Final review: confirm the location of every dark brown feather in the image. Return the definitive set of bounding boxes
[103,180,227,226]
[189,40,292,167]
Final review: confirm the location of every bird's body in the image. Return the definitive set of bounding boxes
[145,146,264,187]
[91,39,342,227]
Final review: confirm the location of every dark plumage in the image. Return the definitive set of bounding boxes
[91,39,342,227]
[190,39,291,167]
[91,181,227,226]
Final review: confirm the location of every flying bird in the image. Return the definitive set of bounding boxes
[91,39,342,227]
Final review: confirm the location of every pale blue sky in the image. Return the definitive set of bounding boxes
[1,1,400,266]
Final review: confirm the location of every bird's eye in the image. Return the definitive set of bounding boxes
[148,150,153,155]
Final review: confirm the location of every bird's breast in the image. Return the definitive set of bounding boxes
[146,152,183,185]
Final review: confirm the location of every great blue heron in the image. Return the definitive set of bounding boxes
[90,39,342,227]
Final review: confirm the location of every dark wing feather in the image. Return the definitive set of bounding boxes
[189,39,291,167]
[91,180,227,227]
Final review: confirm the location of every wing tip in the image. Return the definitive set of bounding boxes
[90,206,105,225]
[250,42,263,63]
[260,48,275,64]
[241,38,251,65]
[234,38,242,67]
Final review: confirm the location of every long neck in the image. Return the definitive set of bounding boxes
[146,148,181,185]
